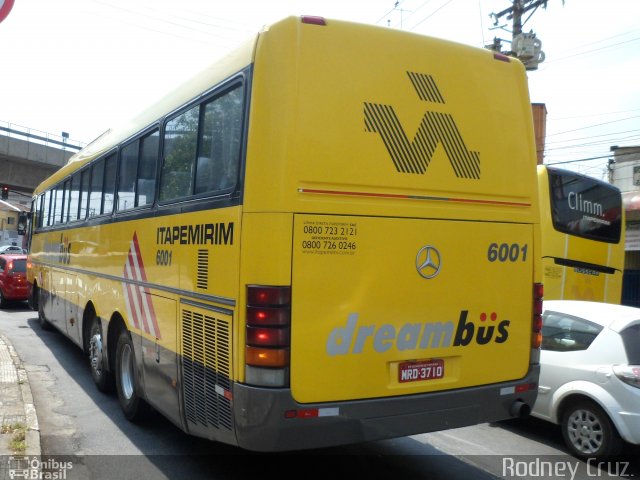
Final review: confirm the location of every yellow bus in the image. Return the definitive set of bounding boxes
[537,165,624,303]
[26,16,542,452]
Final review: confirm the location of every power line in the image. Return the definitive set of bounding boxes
[375,0,409,25]
[544,36,640,64]
[410,0,456,31]
[546,154,612,166]
[545,115,640,137]
[547,107,640,122]
[88,0,254,46]
[544,129,640,148]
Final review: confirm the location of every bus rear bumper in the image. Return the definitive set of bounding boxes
[232,365,540,452]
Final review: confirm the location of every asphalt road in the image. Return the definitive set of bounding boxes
[1,302,638,480]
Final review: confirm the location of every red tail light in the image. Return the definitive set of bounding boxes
[246,306,290,325]
[247,285,291,306]
[246,326,290,347]
[532,283,544,350]
[245,285,291,387]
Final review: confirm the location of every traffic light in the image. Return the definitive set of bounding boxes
[1,186,8,200]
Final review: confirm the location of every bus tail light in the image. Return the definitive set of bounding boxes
[245,285,291,387]
[532,283,544,353]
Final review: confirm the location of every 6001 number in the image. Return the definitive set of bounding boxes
[156,249,173,266]
[487,243,528,262]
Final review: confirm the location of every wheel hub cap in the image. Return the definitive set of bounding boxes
[90,334,103,374]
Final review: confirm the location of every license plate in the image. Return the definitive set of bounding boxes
[398,359,444,383]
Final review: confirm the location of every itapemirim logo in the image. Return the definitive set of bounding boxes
[364,72,480,179]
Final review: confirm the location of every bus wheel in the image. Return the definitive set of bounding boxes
[89,318,114,392]
[115,329,150,422]
[36,286,52,331]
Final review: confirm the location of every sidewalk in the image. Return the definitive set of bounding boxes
[0,334,41,461]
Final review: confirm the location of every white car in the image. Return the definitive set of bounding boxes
[531,300,640,458]
[0,245,25,254]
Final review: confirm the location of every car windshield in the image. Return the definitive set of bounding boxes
[541,311,603,352]
[620,324,640,364]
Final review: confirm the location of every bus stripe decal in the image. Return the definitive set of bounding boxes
[129,237,154,337]
[122,232,162,339]
[129,251,150,335]
[124,246,145,332]
[133,234,161,339]
[123,262,140,330]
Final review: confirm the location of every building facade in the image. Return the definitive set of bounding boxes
[610,146,640,307]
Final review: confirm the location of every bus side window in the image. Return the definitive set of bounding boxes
[64,178,72,223]
[103,153,117,215]
[137,131,158,207]
[118,141,139,211]
[35,194,43,229]
[160,106,199,202]
[194,86,243,195]
[88,158,105,218]
[68,173,81,222]
[42,191,51,227]
[50,187,59,226]
[61,179,71,224]
[79,169,90,220]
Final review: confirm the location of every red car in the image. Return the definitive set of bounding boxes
[0,254,29,307]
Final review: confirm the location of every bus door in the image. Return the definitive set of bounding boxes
[63,273,81,345]
[139,293,181,427]
[48,270,69,335]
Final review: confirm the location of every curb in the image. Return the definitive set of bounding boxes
[0,334,41,459]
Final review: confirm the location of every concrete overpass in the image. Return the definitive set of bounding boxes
[0,121,85,207]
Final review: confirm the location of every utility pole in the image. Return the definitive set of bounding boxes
[487,0,561,70]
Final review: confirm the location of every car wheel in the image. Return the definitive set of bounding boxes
[88,317,114,392]
[115,328,151,422]
[0,289,6,308]
[561,400,623,458]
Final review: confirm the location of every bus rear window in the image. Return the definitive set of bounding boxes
[548,168,622,243]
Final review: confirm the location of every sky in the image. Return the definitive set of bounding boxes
[1,0,639,181]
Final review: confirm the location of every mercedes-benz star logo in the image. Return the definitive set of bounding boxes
[416,245,442,279]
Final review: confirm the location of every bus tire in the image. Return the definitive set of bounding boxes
[88,317,114,393]
[36,285,52,331]
[115,329,150,422]
[561,399,623,459]
[27,283,37,311]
